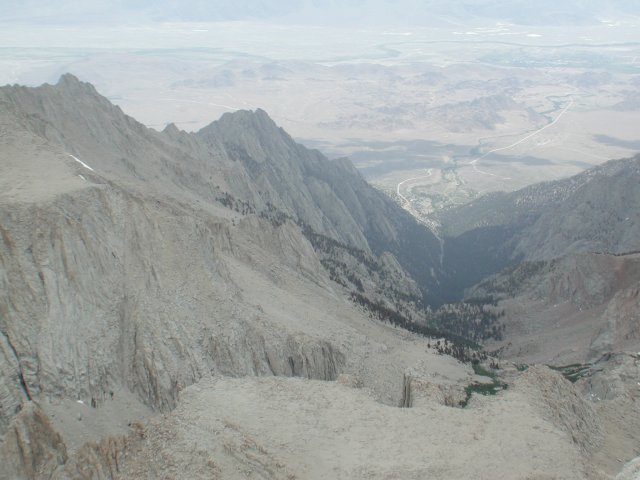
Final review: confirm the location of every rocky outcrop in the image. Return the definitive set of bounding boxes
[197,107,443,300]
[53,427,144,480]
[0,74,443,303]
[0,331,30,434]
[0,401,146,480]
[2,74,628,479]
[0,403,67,480]
[0,75,464,450]
[2,77,450,468]
[208,319,344,380]
[516,366,603,454]
[0,182,349,418]
[401,370,467,408]
[590,284,640,356]
[576,353,640,477]
[577,352,640,402]
[616,456,640,480]
[1,186,218,413]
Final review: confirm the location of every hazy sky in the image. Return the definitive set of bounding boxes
[2,0,639,26]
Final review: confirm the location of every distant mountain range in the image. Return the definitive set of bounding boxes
[5,0,640,26]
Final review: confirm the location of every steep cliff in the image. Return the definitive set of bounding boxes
[0,74,442,302]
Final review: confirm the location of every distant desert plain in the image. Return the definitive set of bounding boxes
[2,19,639,222]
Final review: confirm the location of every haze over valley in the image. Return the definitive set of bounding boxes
[2,0,640,219]
[1,2,640,479]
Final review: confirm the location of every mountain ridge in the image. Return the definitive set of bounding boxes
[6,74,445,302]
[434,153,640,302]
[1,74,639,480]
[0,74,450,427]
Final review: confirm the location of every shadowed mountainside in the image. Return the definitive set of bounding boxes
[435,154,640,303]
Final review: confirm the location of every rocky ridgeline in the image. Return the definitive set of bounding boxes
[1,75,639,479]
[0,75,474,479]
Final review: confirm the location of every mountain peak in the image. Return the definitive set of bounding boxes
[195,107,291,163]
[55,73,99,96]
[207,107,279,133]
[163,122,181,135]
[57,73,81,84]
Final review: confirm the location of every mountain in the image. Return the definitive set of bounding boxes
[435,154,640,302]
[435,155,640,474]
[195,107,443,297]
[467,252,640,363]
[0,75,464,477]
[0,73,445,421]
[1,75,638,479]
[0,74,442,301]
[431,153,640,363]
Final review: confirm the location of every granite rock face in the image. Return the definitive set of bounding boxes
[0,75,459,480]
[0,403,67,480]
[0,74,442,300]
[0,74,445,430]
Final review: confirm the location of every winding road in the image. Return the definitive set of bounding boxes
[396,168,432,213]
[469,96,574,176]
[395,96,574,212]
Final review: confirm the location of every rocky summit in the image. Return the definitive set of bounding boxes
[1,75,639,479]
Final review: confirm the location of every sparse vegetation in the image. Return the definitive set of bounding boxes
[300,224,379,273]
[429,301,506,342]
[548,363,591,383]
[470,259,548,299]
[216,198,512,356]
[472,363,497,378]
[459,364,508,407]
[217,191,256,216]
[349,291,483,363]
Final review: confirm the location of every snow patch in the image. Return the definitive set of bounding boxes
[69,154,95,172]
